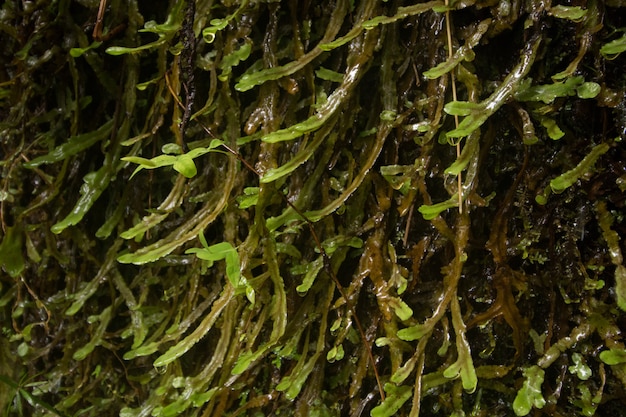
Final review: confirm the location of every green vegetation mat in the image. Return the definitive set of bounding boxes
[1,0,625,415]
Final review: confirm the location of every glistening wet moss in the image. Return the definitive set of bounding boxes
[1,0,625,416]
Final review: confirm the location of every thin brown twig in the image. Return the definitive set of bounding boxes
[444,0,463,213]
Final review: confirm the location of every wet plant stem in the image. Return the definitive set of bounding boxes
[445,0,463,213]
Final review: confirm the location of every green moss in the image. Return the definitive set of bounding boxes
[1,0,625,415]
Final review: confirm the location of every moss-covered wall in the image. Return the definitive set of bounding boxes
[1,0,625,415]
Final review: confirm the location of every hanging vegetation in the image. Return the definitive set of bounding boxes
[1,0,625,415]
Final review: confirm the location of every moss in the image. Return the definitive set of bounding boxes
[1,0,625,415]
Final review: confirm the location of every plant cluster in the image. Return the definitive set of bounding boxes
[1,0,625,416]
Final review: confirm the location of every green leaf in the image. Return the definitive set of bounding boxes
[315,67,344,83]
[106,0,184,55]
[446,300,478,393]
[370,383,412,417]
[380,164,413,195]
[513,366,546,416]
[136,77,160,91]
[549,143,609,193]
[576,82,601,99]
[568,352,592,380]
[445,135,479,176]
[72,306,112,361]
[326,345,344,362]
[186,240,241,288]
[172,154,197,178]
[0,225,24,278]
[418,196,459,220]
[423,19,488,79]
[162,143,182,154]
[154,287,234,367]
[261,129,328,181]
[446,111,489,138]
[599,347,626,365]
[219,40,252,81]
[123,342,160,360]
[122,154,177,178]
[397,323,430,341]
[515,76,584,104]
[319,26,362,51]
[259,112,327,145]
[69,41,102,57]
[424,47,476,79]
[444,101,482,116]
[277,353,321,400]
[123,140,223,179]
[390,355,418,384]
[600,33,626,58]
[320,235,363,254]
[535,192,549,205]
[24,120,114,168]
[541,118,565,140]
[361,2,444,30]
[106,40,166,56]
[294,256,324,294]
[236,187,259,209]
[202,18,229,43]
[231,347,268,375]
[443,353,478,392]
[549,5,588,22]
[51,167,111,234]
[388,297,413,321]
[201,2,248,44]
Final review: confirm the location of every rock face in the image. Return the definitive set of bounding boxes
[1,0,625,415]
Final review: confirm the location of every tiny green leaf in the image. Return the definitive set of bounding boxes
[70,41,102,57]
[600,34,626,58]
[219,41,252,81]
[52,168,111,234]
[549,5,588,22]
[388,297,413,321]
[236,187,260,209]
[513,366,546,416]
[390,355,417,384]
[445,135,479,175]
[162,143,182,154]
[315,67,344,82]
[541,118,565,140]
[123,342,160,360]
[0,225,25,278]
[568,352,592,380]
[231,348,268,375]
[397,323,430,341]
[294,256,324,294]
[24,120,114,168]
[418,196,459,220]
[549,143,609,193]
[370,383,412,417]
[172,154,197,178]
[327,345,344,362]
[576,82,601,99]
[361,2,444,30]
[599,347,626,365]
[444,101,482,116]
